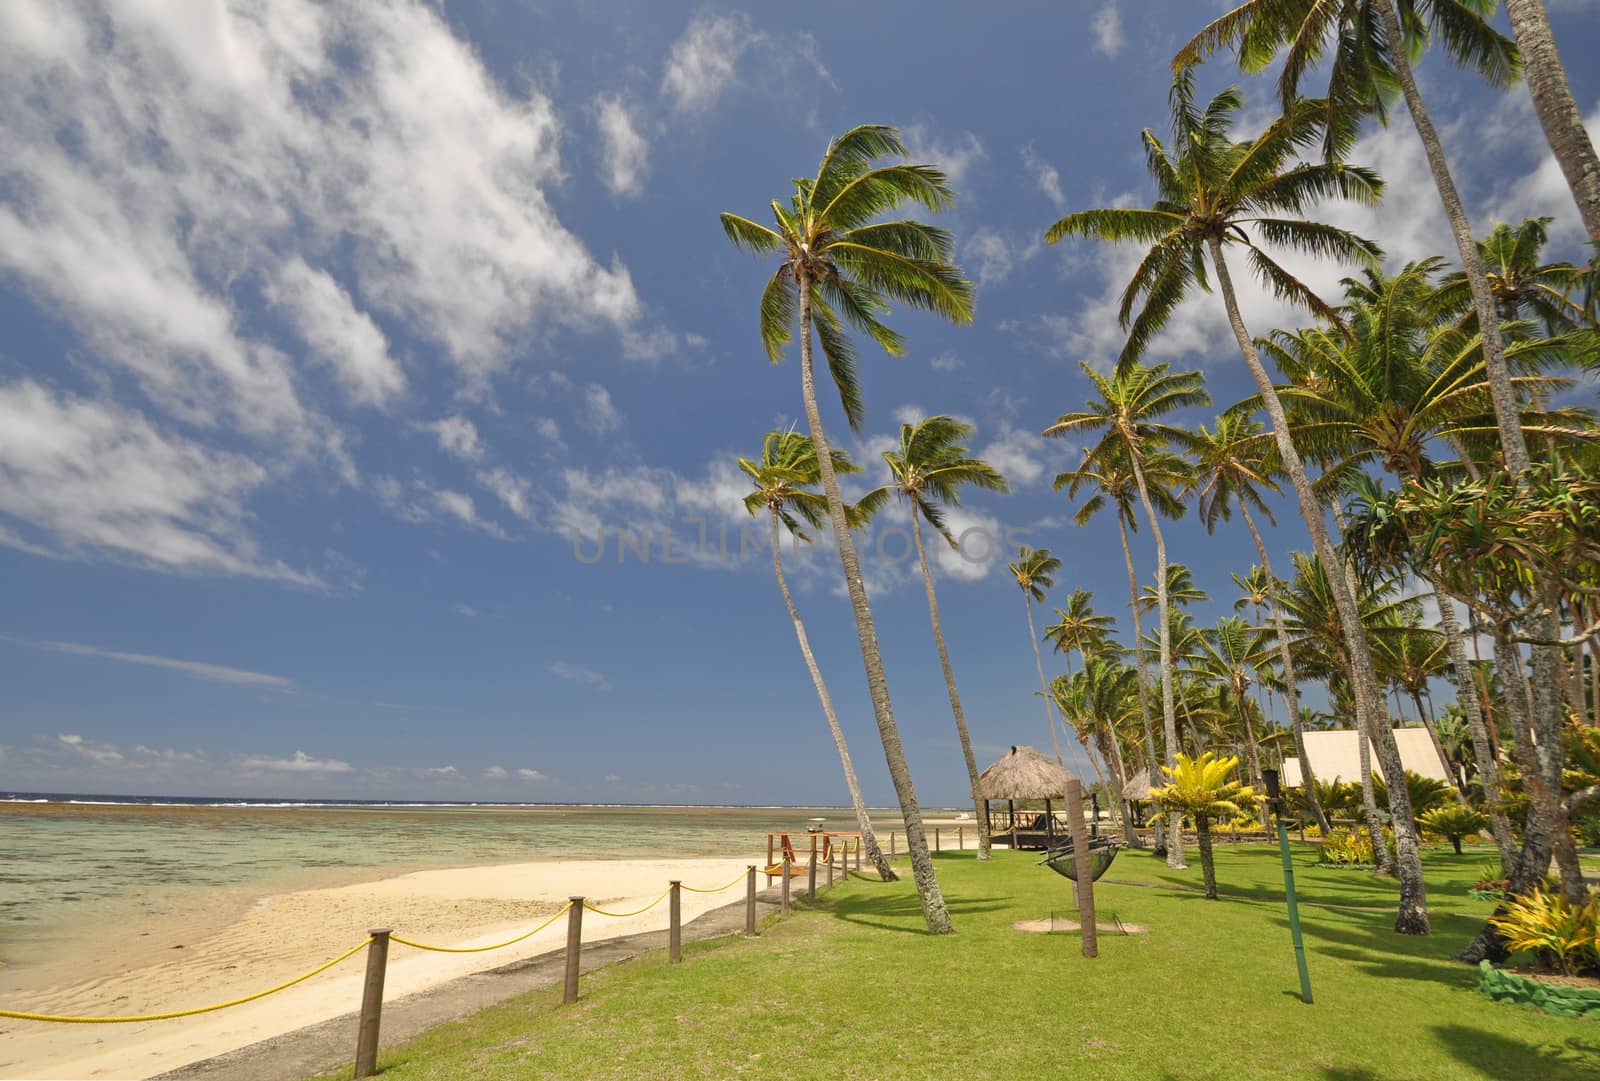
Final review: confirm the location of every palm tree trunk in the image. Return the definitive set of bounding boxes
[795,280,950,933]
[767,513,896,881]
[1197,814,1217,899]
[1505,0,1600,242]
[1239,503,1329,832]
[1434,594,1518,866]
[1117,514,1163,851]
[1207,235,1428,933]
[1025,595,1067,769]
[1237,697,1269,828]
[1354,714,1393,874]
[910,514,991,861]
[1099,725,1138,845]
[1126,454,1186,869]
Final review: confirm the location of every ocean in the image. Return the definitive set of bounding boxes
[0,794,908,986]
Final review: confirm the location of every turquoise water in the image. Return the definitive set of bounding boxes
[0,801,872,979]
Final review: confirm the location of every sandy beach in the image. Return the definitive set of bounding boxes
[1,857,757,1081]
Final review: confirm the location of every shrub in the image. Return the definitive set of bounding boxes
[1419,805,1489,855]
[1488,885,1598,977]
[1319,828,1374,866]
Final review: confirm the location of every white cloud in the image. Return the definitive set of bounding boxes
[374,473,507,537]
[534,418,565,448]
[59,733,125,764]
[3,634,292,688]
[579,384,624,434]
[235,749,354,773]
[595,96,650,196]
[930,352,963,372]
[621,324,680,361]
[1021,145,1066,208]
[900,125,986,189]
[967,229,1015,287]
[450,602,480,617]
[1091,2,1124,58]
[483,765,509,779]
[476,467,533,520]
[661,13,763,115]
[0,381,313,582]
[979,423,1047,489]
[605,772,621,782]
[516,767,548,781]
[548,660,611,692]
[267,258,405,408]
[423,415,484,462]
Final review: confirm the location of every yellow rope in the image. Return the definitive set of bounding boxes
[679,871,747,894]
[390,901,574,954]
[583,887,671,918]
[0,938,373,1024]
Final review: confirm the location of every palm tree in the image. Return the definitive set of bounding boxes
[1044,589,1120,795]
[1139,563,1209,616]
[1055,449,1190,852]
[1046,72,1433,932]
[1261,262,1589,865]
[1045,361,1210,868]
[1176,0,1533,478]
[1502,0,1600,242]
[861,415,1009,861]
[1008,546,1068,769]
[1196,616,1274,820]
[1151,752,1257,899]
[738,430,896,881]
[720,124,974,933]
[1371,617,1461,795]
[1188,414,1330,831]
[1436,218,1594,334]
[1052,656,1142,844]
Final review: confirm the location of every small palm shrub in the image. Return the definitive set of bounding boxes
[1488,884,1598,977]
[1373,770,1453,820]
[1319,828,1374,866]
[1419,805,1489,855]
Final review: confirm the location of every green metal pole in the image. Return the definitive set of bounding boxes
[1265,769,1312,1004]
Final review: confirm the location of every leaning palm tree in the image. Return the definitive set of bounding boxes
[1045,362,1210,868]
[1501,1,1600,243]
[738,429,896,880]
[1009,546,1068,769]
[860,415,1009,861]
[1186,413,1329,832]
[720,124,974,932]
[1055,448,1190,850]
[1045,71,1433,933]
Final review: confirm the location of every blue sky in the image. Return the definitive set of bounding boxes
[1,1,1596,804]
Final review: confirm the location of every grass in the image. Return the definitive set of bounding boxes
[319,845,1600,1081]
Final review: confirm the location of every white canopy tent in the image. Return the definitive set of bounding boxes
[1281,727,1448,787]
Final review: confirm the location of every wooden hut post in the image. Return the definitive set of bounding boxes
[1045,799,1054,848]
[1008,799,1016,847]
[807,849,817,901]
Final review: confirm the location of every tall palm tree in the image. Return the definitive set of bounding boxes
[1045,361,1210,868]
[1436,218,1594,334]
[738,430,896,881]
[1008,546,1068,769]
[1055,450,1190,851]
[1371,616,1464,801]
[1045,590,1123,818]
[861,415,1009,861]
[1502,0,1600,242]
[1052,656,1142,844]
[1189,414,1329,831]
[1045,72,1433,933]
[1138,563,1209,616]
[1196,616,1274,819]
[720,124,974,933]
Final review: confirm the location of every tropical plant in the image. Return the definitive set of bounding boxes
[1052,655,1141,844]
[1436,218,1595,334]
[1195,616,1274,818]
[861,414,1009,861]
[738,430,896,880]
[1374,770,1455,823]
[1045,70,1433,933]
[1488,884,1597,976]
[1150,751,1256,899]
[721,124,975,933]
[1045,361,1210,869]
[1420,804,1490,855]
[1320,827,1376,868]
[1009,545,1068,769]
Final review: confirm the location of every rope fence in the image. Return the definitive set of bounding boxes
[2,853,857,1078]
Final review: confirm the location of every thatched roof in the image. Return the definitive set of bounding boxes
[1121,768,1152,801]
[978,745,1071,800]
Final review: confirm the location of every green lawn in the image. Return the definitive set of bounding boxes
[325,845,1600,1081]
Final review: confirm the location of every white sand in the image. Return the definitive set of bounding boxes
[1,858,755,1080]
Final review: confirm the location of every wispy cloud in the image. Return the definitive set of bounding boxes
[595,96,650,196]
[234,749,353,773]
[5,634,292,689]
[661,13,763,115]
[548,660,611,692]
[1091,2,1124,58]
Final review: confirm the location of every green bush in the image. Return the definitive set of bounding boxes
[1319,828,1374,866]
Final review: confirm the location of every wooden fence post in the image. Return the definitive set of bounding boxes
[935,827,941,852]
[890,831,896,857]
[563,898,584,1003]
[856,839,861,872]
[353,929,390,1080]
[781,857,791,914]
[668,881,682,963]
[807,850,817,900]
[959,826,965,850]
[827,848,835,889]
[745,865,757,937]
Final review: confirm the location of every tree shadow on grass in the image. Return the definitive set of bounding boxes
[1432,1023,1600,1081]
[825,889,1010,935]
[1266,910,1482,987]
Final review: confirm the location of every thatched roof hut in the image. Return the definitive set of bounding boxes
[1122,768,1152,801]
[977,745,1071,800]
